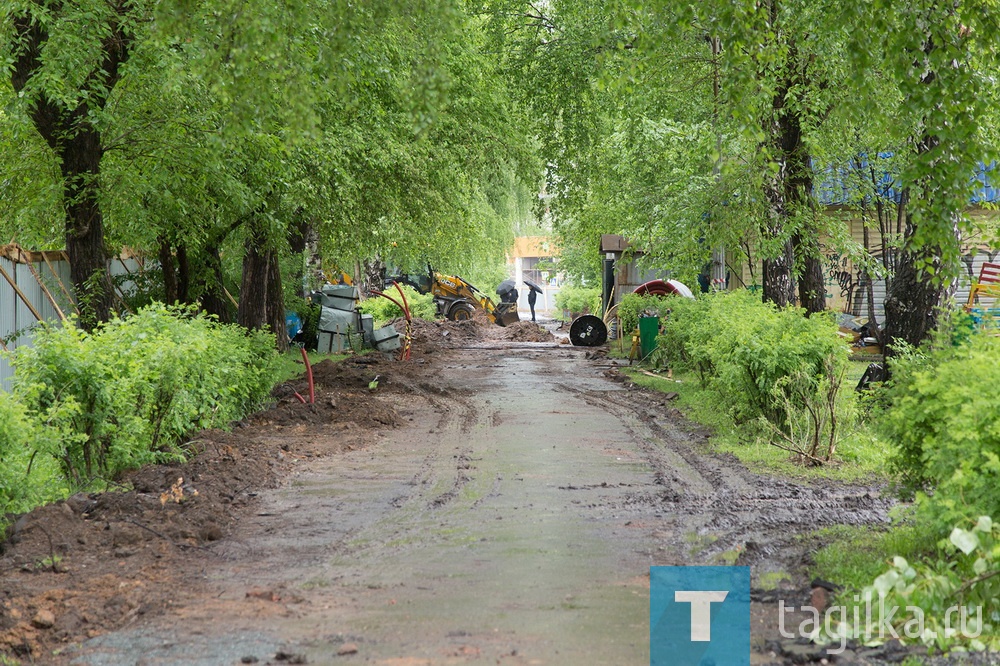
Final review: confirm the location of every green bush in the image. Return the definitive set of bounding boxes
[884,333,1000,528]
[617,293,675,337]
[655,290,852,462]
[9,304,277,486]
[655,294,719,379]
[0,392,67,518]
[821,516,1000,653]
[555,285,601,318]
[358,285,436,325]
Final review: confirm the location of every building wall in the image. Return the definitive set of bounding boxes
[735,215,1000,320]
[0,252,74,389]
[509,236,563,316]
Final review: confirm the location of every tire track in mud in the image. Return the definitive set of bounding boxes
[554,380,893,569]
[325,389,490,562]
[420,392,481,509]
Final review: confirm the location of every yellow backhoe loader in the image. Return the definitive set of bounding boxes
[387,266,519,327]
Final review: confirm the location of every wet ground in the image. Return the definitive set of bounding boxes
[2,323,901,665]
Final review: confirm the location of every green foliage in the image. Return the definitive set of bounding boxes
[0,392,66,519]
[655,290,852,462]
[1,1,537,332]
[811,524,928,593]
[358,285,436,325]
[9,304,277,487]
[623,364,888,481]
[617,293,674,338]
[554,285,601,318]
[821,517,1000,653]
[884,332,1000,529]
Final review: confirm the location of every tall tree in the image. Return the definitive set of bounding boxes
[5,1,536,343]
[868,5,999,353]
[6,1,136,328]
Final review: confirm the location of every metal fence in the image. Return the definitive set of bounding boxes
[0,247,140,391]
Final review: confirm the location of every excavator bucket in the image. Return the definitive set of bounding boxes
[493,302,520,327]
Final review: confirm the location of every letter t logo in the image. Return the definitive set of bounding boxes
[674,591,729,641]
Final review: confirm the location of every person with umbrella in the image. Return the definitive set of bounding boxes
[496,279,518,304]
[524,280,543,322]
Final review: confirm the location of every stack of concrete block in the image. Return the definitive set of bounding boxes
[314,285,398,354]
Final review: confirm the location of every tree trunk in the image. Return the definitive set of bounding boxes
[884,30,964,357]
[10,8,130,330]
[302,225,324,294]
[884,199,958,354]
[288,214,311,299]
[860,209,883,346]
[158,237,178,304]
[51,123,115,329]
[266,248,287,350]
[198,246,235,323]
[238,221,287,350]
[362,257,385,297]
[762,242,796,307]
[176,243,190,303]
[795,234,827,314]
[760,40,824,311]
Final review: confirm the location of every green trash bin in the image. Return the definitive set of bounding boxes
[638,316,660,360]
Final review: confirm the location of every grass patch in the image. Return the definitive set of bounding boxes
[273,349,354,384]
[808,524,929,592]
[622,366,890,483]
[757,571,793,591]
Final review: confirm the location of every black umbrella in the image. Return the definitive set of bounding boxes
[496,279,517,296]
[523,279,544,293]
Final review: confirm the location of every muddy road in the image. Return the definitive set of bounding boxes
[3,326,894,665]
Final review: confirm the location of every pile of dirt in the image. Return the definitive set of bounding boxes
[0,429,290,658]
[390,317,485,352]
[490,320,555,342]
[268,353,431,425]
[389,316,554,349]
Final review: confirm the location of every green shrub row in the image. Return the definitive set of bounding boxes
[554,285,602,318]
[654,290,852,461]
[658,291,850,421]
[883,332,1000,529]
[1,304,277,512]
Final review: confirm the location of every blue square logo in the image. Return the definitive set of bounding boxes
[650,566,750,666]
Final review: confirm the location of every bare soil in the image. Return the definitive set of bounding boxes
[0,318,556,661]
[0,316,959,665]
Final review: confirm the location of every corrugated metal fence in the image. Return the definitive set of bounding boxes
[1,247,139,391]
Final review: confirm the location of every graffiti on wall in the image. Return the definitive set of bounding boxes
[822,247,999,316]
[963,248,999,283]
[824,253,857,314]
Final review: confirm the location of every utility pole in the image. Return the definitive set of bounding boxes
[710,36,726,290]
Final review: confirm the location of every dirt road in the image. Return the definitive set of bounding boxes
[2,325,894,665]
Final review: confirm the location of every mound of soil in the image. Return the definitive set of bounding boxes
[391,316,554,349]
[391,317,484,352]
[491,321,555,342]
[0,429,289,658]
